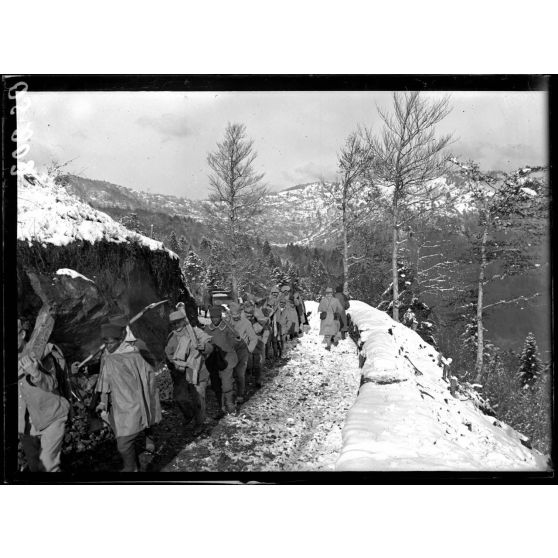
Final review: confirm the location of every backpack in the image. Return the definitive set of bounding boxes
[205,345,228,373]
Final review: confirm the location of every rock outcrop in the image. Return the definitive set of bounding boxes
[17,171,196,365]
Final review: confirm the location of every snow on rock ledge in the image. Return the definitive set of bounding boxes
[56,268,94,283]
[17,171,177,259]
[335,300,549,471]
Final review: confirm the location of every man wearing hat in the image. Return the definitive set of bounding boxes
[18,317,70,472]
[285,295,300,339]
[292,287,307,334]
[95,321,162,472]
[228,302,258,404]
[205,306,239,414]
[317,287,344,351]
[262,286,282,360]
[242,301,268,389]
[280,284,291,297]
[266,286,280,312]
[165,308,214,434]
[276,296,293,346]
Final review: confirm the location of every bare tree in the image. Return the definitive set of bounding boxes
[452,160,548,383]
[401,210,467,304]
[368,92,453,321]
[325,131,376,296]
[206,123,268,301]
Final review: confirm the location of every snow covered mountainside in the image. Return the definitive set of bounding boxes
[17,171,177,258]
[59,172,472,247]
[17,168,191,364]
[333,301,549,471]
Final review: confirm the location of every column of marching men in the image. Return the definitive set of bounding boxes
[166,284,311,436]
[17,284,317,473]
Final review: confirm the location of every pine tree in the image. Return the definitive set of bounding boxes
[272,266,288,287]
[205,122,268,301]
[286,261,299,288]
[199,237,213,255]
[453,161,548,382]
[179,235,189,256]
[120,212,142,233]
[518,332,543,388]
[183,250,206,284]
[204,265,221,291]
[309,258,329,298]
[167,230,181,255]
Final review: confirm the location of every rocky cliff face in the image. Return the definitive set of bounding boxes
[17,172,196,365]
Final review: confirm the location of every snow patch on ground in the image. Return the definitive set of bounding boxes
[17,170,178,258]
[336,301,549,471]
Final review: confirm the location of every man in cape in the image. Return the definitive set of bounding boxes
[95,322,162,472]
[318,287,344,351]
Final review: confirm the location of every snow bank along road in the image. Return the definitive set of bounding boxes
[337,301,549,471]
[164,301,361,472]
[164,300,548,473]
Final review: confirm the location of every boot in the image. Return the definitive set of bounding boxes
[223,391,236,414]
[213,391,225,418]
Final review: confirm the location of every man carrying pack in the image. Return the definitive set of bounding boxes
[165,308,214,435]
[276,296,293,347]
[318,287,344,351]
[205,306,239,414]
[228,302,259,404]
[18,317,70,472]
[243,301,267,389]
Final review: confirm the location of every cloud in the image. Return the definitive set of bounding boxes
[455,139,546,171]
[282,161,337,185]
[136,113,192,140]
[71,130,89,140]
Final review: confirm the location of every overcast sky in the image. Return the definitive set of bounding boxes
[20,90,548,200]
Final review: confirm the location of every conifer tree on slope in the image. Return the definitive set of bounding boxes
[167,230,181,255]
[183,249,206,285]
[310,258,329,298]
[518,332,543,388]
[452,161,547,383]
[205,122,268,301]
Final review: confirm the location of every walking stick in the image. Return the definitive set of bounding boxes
[75,299,169,370]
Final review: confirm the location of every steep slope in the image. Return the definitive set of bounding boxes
[336,301,549,471]
[17,170,193,364]
[63,174,206,220]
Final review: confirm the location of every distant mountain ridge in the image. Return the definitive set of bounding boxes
[58,172,550,355]
[61,173,469,247]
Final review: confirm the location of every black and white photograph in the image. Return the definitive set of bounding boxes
[3,76,553,481]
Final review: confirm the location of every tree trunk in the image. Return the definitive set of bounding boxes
[342,203,349,296]
[392,195,400,321]
[474,219,489,383]
[231,271,239,303]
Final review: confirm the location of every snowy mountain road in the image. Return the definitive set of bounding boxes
[163,309,361,472]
